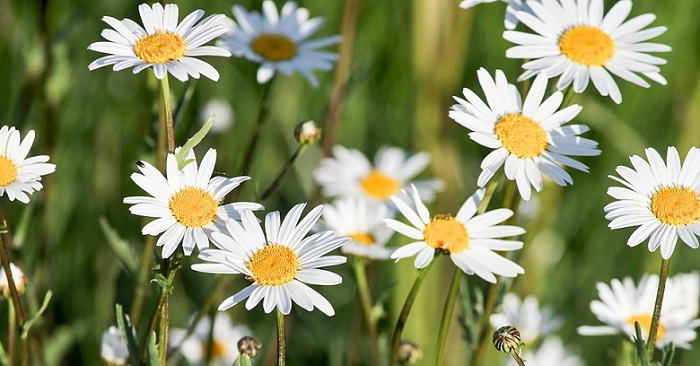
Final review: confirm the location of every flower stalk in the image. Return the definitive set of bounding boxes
[276,308,286,366]
[352,258,380,366]
[646,257,671,359]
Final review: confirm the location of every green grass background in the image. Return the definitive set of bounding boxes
[0,0,699,364]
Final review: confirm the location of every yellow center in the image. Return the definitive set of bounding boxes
[133,32,186,63]
[423,215,469,254]
[650,186,700,225]
[169,187,218,227]
[559,25,615,66]
[495,113,548,158]
[247,245,299,286]
[251,34,297,61]
[202,340,226,358]
[361,170,401,200]
[348,233,376,246]
[626,314,665,340]
[0,156,17,187]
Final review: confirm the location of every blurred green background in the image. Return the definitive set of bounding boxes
[0,0,699,364]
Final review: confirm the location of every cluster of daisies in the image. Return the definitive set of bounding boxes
[81,0,700,364]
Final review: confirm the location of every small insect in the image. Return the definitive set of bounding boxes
[135,161,145,168]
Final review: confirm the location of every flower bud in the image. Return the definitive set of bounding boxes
[397,340,422,364]
[294,120,321,144]
[493,325,522,353]
[238,336,262,358]
[0,263,27,297]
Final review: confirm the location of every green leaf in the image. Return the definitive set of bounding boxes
[146,331,159,366]
[661,343,675,366]
[633,321,649,366]
[116,304,140,365]
[175,115,215,169]
[240,354,254,366]
[22,291,52,339]
[99,216,139,274]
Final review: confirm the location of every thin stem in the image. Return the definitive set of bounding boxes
[646,257,671,360]
[276,308,286,366]
[7,298,14,366]
[352,258,380,366]
[390,257,438,366]
[0,216,28,366]
[560,85,576,108]
[160,75,176,154]
[129,235,156,324]
[142,254,181,362]
[435,269,463,366]
[509,350,526,366]
[259,145,307,201]
[237,81,273,177]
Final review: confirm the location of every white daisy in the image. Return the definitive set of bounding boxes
[100,326,130,366]
[604,146,700,259]
[192,204,348,316]
[506,337,584,366]
[490,293,563,344]
[320,197,395,260]
[385,185,525,283]
[123,148,262,258]
[219,0,341,87]
[314,145,443,204]
[504,0,671,104]
[169,312,251,366]
[449,68,600,201]
[459,0,534,30]
[577,273,700,349]
[0,126,55,203]
[88,3,231,82]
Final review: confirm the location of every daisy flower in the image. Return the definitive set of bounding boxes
[578,273,700,349]
[219,0,341,87]
[506,337,584,366]
[320,197,395,260]
[0,126,55,203]
[504,0,671,104]
[169,313,251,366]
[490,293,563,344]
[604,146,700,259]
[459,0,535,30]
[449,68,600,201]
[385,185,525,283]
[314,145,443,204]
[100,326,130,366]
[88,3,231,81]
[192,204,348,316]
[123,148,262,258]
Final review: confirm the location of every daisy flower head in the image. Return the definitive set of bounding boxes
[100,326,130,366]
[219,0,341,88]
[578,273,700,349]
[385,185,525,283]
[459,0,534,30]
[88,3,231,82]
[490,293,564,344]
[169,312,251,365]
[0,126,55,203]
[123,148,263,258]
[314,145,443,205]
[504,0,671,104]
[506,337,584,366]
[449,68,600,201]
[192,204,348,316]
[320,197,395,260]
[604,146,700,259]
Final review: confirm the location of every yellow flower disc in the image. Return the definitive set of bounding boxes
[134,32,186,63]
[495,113,548,158]
[348,233,376,246]
[251,34,297,61]
[247,245,299,286]
[423,215,469,254]
[650,186,700,225]
[361,170,401,200]
[203,340,226,358]
[626,314,665,340]
[559,25,615,66]
[169,187,218,227]
[0,156,17,187]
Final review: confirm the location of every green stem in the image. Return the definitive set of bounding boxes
[352,258,380,366]
[142,254,181,363]
[560,85,576,108]
[390,257,438,366]
[0,214,28,366]
[435,269,463,366]
[160,75,176,154]
[510,350,526,366]
[276,308,286,366]
[7,298,14,366]
[259,145,307,201]
[646,257,671,360]
[237,81,273,177]
[129,235,156,325]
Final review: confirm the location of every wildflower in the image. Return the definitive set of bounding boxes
[169,313,251,365]
[386,185,524,283]
[0,126,55,203]
[504,0,670,104]
[450,69,599,200]
[192,204,348,316]
[219,0,341,87]
[100,326,130,366]
[493,325,522,354]
[123,148,262,258]
[490,293,563,344]
[294,120,321,145]
[459,0,535,30]
[605,146,700,259]
[88,3,231,81]
[315,145,443,204]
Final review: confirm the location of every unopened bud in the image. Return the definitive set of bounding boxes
[493,325,522,353]
[294,120,321,144]
[238,336,262,358]
[0,263,27,297]
[397,340,422,364]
